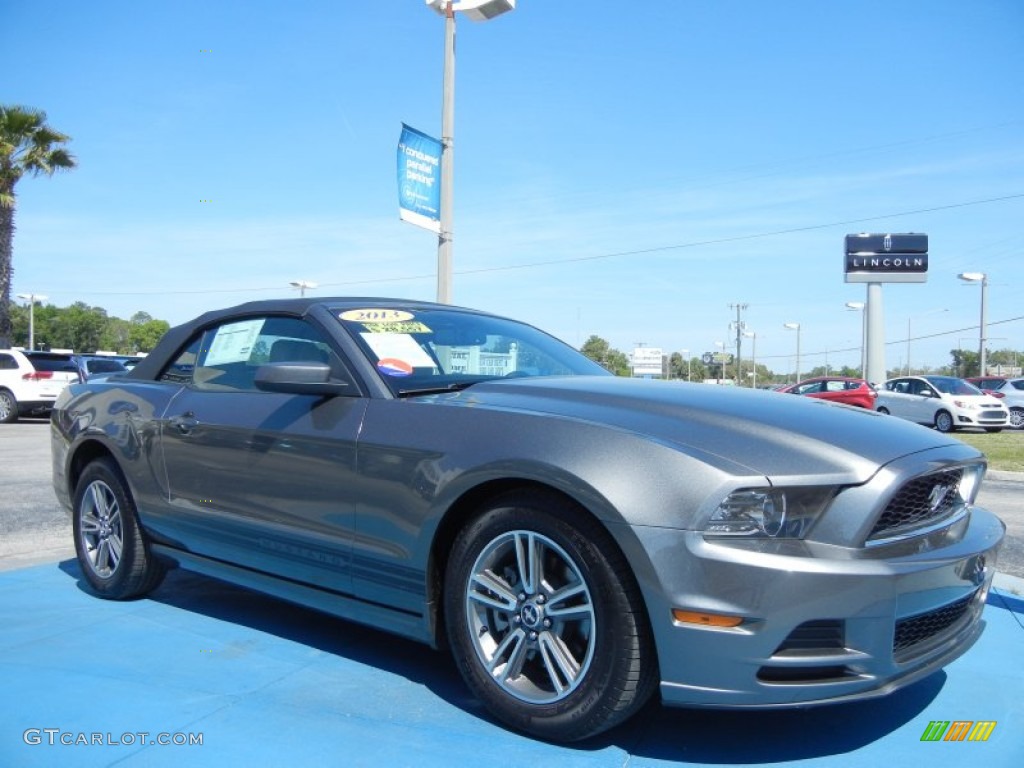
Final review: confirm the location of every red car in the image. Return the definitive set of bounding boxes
[780,376,877,408]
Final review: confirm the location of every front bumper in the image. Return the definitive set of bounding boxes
[627,506,1004,708]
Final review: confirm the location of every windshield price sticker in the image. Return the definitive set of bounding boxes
[362,321,431,334]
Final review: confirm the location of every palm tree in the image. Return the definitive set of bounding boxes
[1,105,76,347]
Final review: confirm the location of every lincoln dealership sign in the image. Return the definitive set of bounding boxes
[844,233,928,283]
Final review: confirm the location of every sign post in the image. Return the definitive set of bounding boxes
[844,234,929,385]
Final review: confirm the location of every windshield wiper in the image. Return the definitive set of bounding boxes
[397,380,481,397]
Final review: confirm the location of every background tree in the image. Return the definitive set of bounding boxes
[129,318,170,352]
[579,334,631,376]
[0,105,77,347]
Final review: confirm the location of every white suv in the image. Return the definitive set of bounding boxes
[0,349,80,423]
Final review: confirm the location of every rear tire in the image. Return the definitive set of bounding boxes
[73,458,165,599]
[444,491,657,742]
[0,390,18,423]
[876,406,890,415]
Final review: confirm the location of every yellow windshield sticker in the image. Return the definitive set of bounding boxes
[340,309,414,323]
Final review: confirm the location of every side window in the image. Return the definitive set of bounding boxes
[0,354,16,370]
[161,337,201,384]
[161,316,343,393]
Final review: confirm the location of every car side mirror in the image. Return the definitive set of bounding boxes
[254,362,355,397]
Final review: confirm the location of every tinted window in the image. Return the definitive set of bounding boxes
[161,316,343,393]
[25,354,77,373]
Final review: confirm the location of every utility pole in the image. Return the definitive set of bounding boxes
[729,303,749,385]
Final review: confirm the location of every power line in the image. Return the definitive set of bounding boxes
[73,192,1024,297]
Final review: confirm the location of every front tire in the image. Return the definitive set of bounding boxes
[444,491,656,742]
[876,406,890,415]
[73,458,165,599]
[934,410,955,433]
[1009,407,1024,430]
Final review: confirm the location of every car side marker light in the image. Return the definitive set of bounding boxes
[672,609,744,628]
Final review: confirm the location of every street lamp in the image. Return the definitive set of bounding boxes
[905,308,948,375]
[958,272,988,376]
[15,293,47,351]
[426,0,516,304]
[742,330,757,387]
[289,280,318,297]
[845,302,865,376]
[784,323,801,383]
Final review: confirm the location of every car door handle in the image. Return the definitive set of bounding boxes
[169,412,199,435]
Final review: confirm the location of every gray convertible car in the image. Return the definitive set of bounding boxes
[51,298,1004,741]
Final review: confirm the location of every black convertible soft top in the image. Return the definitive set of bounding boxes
[126,296,471,381]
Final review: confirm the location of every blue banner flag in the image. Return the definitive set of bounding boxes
[397,124,442,233]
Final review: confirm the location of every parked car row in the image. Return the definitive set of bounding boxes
[0,350,145,423]
[777,374,1019,432]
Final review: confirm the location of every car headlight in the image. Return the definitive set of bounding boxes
[952,399,977,410]
[704,487,835,539]
[956,463,985,505]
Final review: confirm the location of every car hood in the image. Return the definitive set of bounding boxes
[445,377,974,484]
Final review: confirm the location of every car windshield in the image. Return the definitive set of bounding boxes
[332,306,609,396]
[926,376,982,396]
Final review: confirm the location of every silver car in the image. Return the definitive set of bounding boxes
[51,299,1005,742]
[969,376,1024,429]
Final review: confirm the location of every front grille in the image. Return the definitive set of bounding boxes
[868,467,963,541]
[893,591,976,653]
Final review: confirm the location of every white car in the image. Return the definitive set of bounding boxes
[968,376,1024,430]
[875,375,1009,433]
[0,349,80,423]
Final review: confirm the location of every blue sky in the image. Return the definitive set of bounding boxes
[3,0,1022,374]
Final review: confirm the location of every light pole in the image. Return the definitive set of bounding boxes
[289,280,318,297]
[743,330,757,387]
[784,323,801,383]
[15,293,47,351]
[905,308,947,375]
[427,0,516,304]
[958,272,988,376]
[845,301,865,376]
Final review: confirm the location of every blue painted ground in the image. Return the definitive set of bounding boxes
[1,560,1021,767]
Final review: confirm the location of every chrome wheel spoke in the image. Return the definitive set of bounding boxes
[514,532,542,595]
[80,514,102,536]
[469,570,518,612]
[537,631,581,694]
[89,482,110,517]
[544,582,593,620]
[488,628,527,678]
